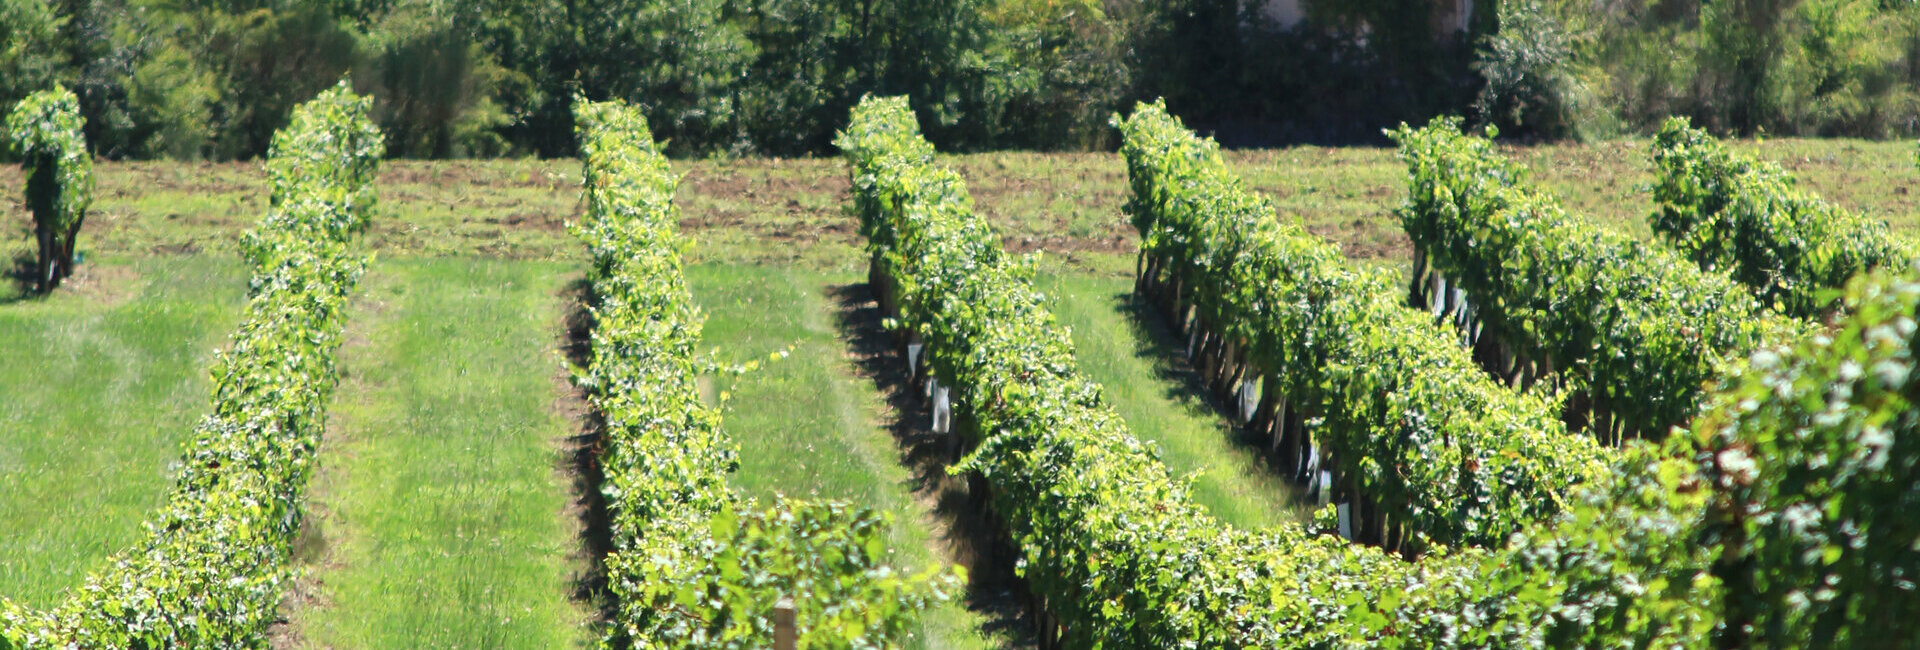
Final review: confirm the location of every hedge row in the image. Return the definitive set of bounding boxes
[571,98,957,649]
[0,81,382,647]
[1391,118,1798,445]
[1650,117,1917,319]
[1114,101,1609,552]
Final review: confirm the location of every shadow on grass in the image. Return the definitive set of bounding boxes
[1,251,39,304]
[559,277,616,640]
[826,283,1037,649]
[1106,289,1309,496]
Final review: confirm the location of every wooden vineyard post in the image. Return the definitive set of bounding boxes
[774,597,797,650]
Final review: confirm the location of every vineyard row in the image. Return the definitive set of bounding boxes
[848,95,1920,647]
[1393,119,1802,445]
[1116,102,1609,552]
[0,82,383,646]
[1650,118,1920,319]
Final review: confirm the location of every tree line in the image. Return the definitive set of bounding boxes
[6,0,1920,160]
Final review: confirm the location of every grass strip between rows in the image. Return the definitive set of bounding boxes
[571,98,959,649]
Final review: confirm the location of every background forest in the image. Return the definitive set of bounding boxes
[7,0,1920,159]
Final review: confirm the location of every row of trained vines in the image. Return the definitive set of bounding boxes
[1114,101,1609,553]
[838,93,1526,647]
[1650,117,1919,319]
[0,81,382,647]
[1398,116,1920,647]
[1391,118,1802,445]
[852,95,1919,647]
[570,98,957,649]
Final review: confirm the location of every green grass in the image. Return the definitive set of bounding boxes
[688,262,1006,650]
[288,258,589,648]
[0,257,245,607]
[1037,272,1314,531]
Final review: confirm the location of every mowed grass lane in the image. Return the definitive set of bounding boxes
[0,257,245,607]
[288,258,588,648]
[688,263,1006,650]
[1037,272,1315,530]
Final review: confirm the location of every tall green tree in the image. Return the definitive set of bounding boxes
[737,0,1014,154]
[0,0,62,139]
[574,0,754,155]
[1474,0,1600,138]
[358,0,523,158]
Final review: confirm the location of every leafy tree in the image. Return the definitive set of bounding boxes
[0,0,62,141]
[574,0,754,155]
[359,1,522,158]
[6,85,93,292]
[1303,0,1486,130]
[1474,0,1598,138]
[216,2,360,157]
[986,0,1137,149]
[126,48,221,159]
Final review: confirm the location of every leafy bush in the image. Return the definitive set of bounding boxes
[1690,266,1920,647]
[6,86,93,292]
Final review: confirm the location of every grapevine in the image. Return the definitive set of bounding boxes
[0,81,380,647]
[1650,117,1919,318]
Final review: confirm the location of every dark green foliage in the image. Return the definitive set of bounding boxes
[572,0,753,154]
[726,0,1020,154]
[1473,0,1596,139]
[21,0,1920,155]
[0,0,1492,157]
[360,13,518,159]
[1550,0,1920,139]
[0,0,62,133]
